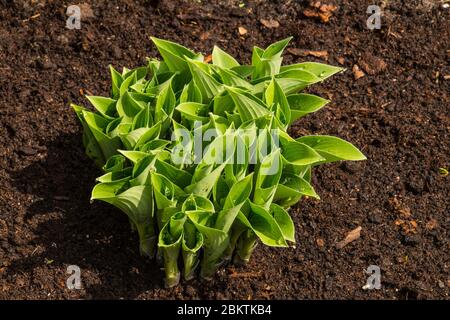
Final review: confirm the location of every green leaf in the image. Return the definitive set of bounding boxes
[185,162,227,197]
[212,46,240,69]
[214,66,253,90]
[119,122,161,150]
[296,135,366,162]
[187,211,230,279]
[231,65,254,78]
[129,154,156,186]
[202,132,236,165]
[251,37,292,80]
[102,154,126,173]
[186,58,223,103]
[158,212,185,287]
[86,96,117,120]
[171,120,194,167]
[96,167,132,183]
[91,183,156,257]
[122,66,148,81]
[282,140,324,166]
[226,87,269,122]
[277,69,319,83]
[253,149,282,209]
[262,37,293,59]
[117,91,144,122]
[155,80,176,124]
[287,94,329,124]
[215,173,253,233]
[181,222,203,280]
[238,202,287,247]
[132,104,153,130]
[265,78,291,126]
[109,65,123,98]
[270,203,295,243]
[180,81,203,104]
[151,172,185,211]
[150,37,203,73]
[155,159,193,189]
[140,140,169,154]
[120,71,137,96]
[181,194,215,214]
[118,150,149,164]
[212,92,235,117]
[77,106,122,165]
[280,62,343,80]
[274,174,319,207]
[72,104,105,167]
[176,102,210,123]
[276,70,319,94]
[224,135,249,185]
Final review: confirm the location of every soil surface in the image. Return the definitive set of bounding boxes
[0,0,449,300]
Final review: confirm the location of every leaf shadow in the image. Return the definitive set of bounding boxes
[8,132,164,298]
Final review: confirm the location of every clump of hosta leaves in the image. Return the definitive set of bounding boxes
[72,37,366,287]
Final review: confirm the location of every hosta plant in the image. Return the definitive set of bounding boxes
[72,37,366,287]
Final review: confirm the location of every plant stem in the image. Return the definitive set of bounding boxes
[234,231,258,265]
[162,248,181,288]
[129,217,137,232]
[136,222,157,258]
[182,250,199,281]
[223,228,245,263]
[200,251,222,280]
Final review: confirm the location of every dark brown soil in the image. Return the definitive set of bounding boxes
[0,0,449,300]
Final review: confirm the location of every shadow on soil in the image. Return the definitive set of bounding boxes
[9,133,164,298]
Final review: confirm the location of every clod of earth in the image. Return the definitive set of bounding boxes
[358,53,387,75]
[260,19,280,28]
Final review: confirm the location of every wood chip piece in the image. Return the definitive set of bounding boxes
[352,64,365,80]
[318,12,333,23]
[229,271,262,278]
[319,4,338,13]
[288,48,328,60]
[390,196,411,218]
[303,8,319,18]
[303,2,338,23]
[395,219,418,234]
[238,26,247,35]
[260,19,280,28]
[336,226,362,249]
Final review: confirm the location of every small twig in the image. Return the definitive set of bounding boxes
[22,13,41,22]
[229,271,262,278]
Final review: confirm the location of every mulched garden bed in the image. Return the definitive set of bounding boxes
[0,0,448,299]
